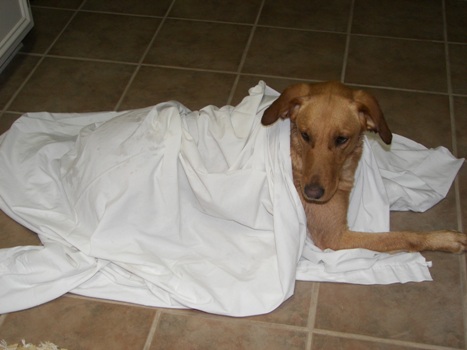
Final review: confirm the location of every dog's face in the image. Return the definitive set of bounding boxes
[262,81,392,203]
[291,96,366,202]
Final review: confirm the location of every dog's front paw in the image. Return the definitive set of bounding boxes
[432,230,467,253]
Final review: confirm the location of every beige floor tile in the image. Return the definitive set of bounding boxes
[120,66,234,111]
[363,88,452,149]
[245,281,315,327]
[0,113,21,135]
[151,312,308,350]
[446,0,467,43]
[346,36,447,92]
[352,0,443,40]
[243,27,345,81]
[0,55,40,110]
[390,185,458,232]
[312,333,415,350]
[0,209,41,248]
[82,0,173,16]
[315,252,464,348]
[49,12,160,62]
[165,281,315,330]
[144,19,250,71]
[450,44,467,95]
[259,0,351,32]
[9,57,135,113]
[169,0,262,23]
[0,296,156,350]
[21,7,74,54]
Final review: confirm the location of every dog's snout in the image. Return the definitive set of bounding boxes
[304,184,325,200]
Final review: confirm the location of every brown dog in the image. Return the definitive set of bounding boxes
[262,81,466,253]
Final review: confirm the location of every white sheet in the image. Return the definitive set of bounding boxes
[0,82,463,316]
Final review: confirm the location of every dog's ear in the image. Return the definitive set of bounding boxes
[261,84,311,125]
[353,90,392,144]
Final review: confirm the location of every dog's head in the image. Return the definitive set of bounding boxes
[262,81,392,203]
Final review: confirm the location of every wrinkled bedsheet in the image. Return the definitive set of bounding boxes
[0,82,463,316]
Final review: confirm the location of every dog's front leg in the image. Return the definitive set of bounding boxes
[338,229,467,253]
[302,189,349,250]
[303,189,467,253]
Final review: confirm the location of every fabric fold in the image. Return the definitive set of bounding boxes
[0,243,104,313]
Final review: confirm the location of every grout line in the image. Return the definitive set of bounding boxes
[343,82,461,96]
[306,331,313,350]
[442,2,467,348]
[441,2,458,158]
[238,24,459,46]
[162,16,255,27]
[113,0,177,111]
[455,177,465,234]
[238,75,466,97]
[340,0,355,83]
[307,283,320,330]
[255,24,346,36]
[75,8,165,21]
[160,308,310,333]
[139,62,237,76]
[39,53,140,67]
[440,0,463,233]
[226,0,266,106]
[349,32,448,45]
[30,5,78,12]
[313,329,461,350]
[143,311,162,350]
[305,282,320,350]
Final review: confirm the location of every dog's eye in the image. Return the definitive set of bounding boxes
[301,132,310,142]
[335,136,349,146]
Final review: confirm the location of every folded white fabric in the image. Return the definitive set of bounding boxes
[0,82,463,316]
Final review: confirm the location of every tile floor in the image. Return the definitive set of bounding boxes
[0,0,466,349]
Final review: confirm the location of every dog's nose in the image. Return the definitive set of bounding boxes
[304,184,325,200]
